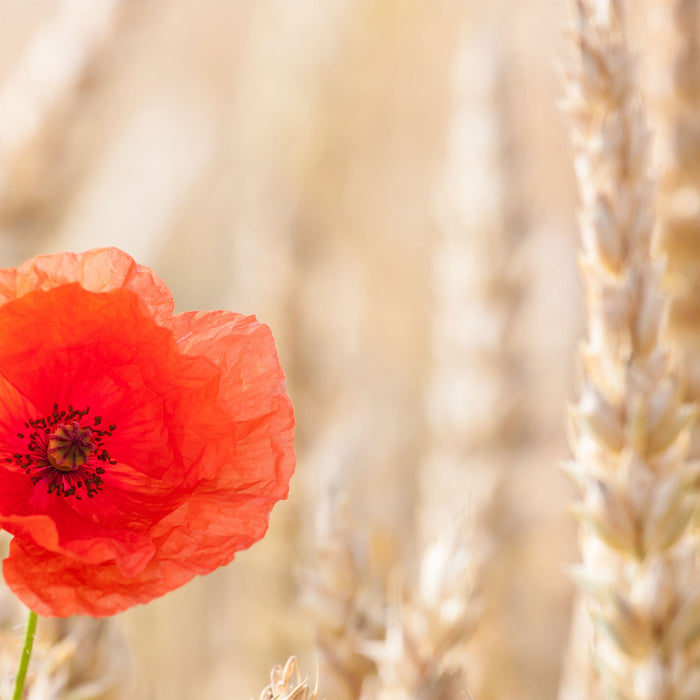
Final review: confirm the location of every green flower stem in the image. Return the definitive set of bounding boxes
[12,609,37,700]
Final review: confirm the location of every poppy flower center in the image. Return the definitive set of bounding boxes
[7,404,117,500]
[47,421,94,472]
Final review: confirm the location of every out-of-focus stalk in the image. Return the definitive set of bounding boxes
[425,20,535,697]
[656,1,700,461]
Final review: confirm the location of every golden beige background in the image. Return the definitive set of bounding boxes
[0,1,659,698]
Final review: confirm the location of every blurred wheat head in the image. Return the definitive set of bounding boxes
[301,496,478,700]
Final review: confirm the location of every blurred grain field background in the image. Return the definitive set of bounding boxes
[0,0,687,699]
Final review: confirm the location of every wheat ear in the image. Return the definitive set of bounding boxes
[359,514,477,700]
[565,0,700,697]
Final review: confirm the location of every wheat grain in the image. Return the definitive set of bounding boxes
[563,0,700,697]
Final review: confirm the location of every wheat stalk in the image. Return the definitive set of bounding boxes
[564,0,700,697]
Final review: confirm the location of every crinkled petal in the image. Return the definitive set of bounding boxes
[0,248,174,323]
[3,537,194,617]
[168,310,295,489]
[3,489,276,617]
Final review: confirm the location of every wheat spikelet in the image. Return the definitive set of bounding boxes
[563,0,700,697]
[256,657,319,700]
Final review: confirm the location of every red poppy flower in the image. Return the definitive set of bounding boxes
[0,248,295,617]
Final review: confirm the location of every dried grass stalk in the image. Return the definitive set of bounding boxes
[256,657,319,700]
[564,0,700,697]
